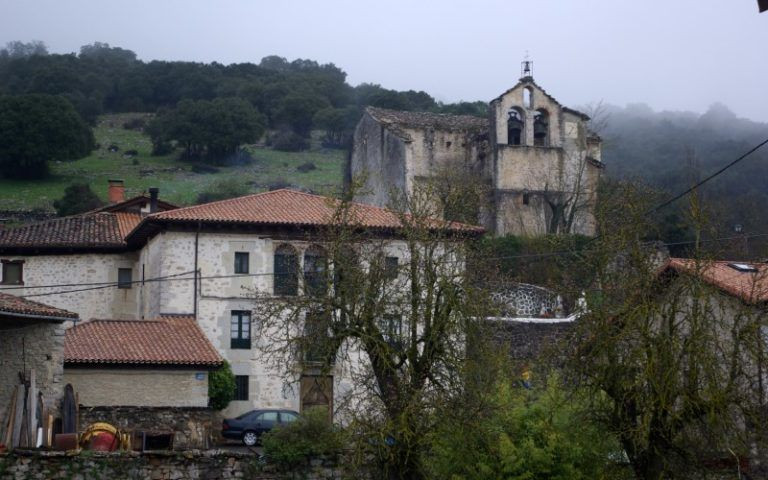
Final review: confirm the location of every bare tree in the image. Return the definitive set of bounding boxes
[250,180,490,480]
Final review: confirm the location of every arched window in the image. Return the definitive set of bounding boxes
[274,244,299,296]
[303,245,328,297]
[523,87,533,109]
[533,109,549,146]
[507,108,524,146]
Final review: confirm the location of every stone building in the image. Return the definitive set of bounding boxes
[0,183,478,421]
[350,70,603,236]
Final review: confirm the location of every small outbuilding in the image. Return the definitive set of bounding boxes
[0,292,78,427]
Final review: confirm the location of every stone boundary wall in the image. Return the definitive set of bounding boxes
[77,406,222,450]
[0,450,344,480]
[487,318,576,365]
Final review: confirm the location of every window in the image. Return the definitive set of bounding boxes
[117,268,132,289]
[380,314,402,346]
[280,412,299,423]
[230,310,251,349]
[522,192,531,205]
[1,260,23,285]
[274,244,299,296]
[234,375,249,401]
[384,256,399,280]
[303,245,327,297]
[304,309,331,364]
[234,252,249,274]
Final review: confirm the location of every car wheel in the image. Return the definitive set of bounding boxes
[242,431,258,447]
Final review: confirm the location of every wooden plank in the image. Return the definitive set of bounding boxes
[27,369,36,448]
[11,385,24,448]
[2,385,18,447]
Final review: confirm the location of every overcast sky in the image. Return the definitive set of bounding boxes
[2,0,767,121]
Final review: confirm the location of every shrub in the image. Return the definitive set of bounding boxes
[107,144,119,152]
[261,407,343,470]
[124,149,138,156]
[53,183,104,217]
[270,130,309,152]
[151,141,174,156]
[426,374,622,480]
[208,360,236,410]
[296,161,316,173]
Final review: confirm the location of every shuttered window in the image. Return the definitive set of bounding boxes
[230,310,251,349]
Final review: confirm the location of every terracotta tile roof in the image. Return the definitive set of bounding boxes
[665,258,768,304]
[366,107,488,133]
[114,212,142,239]
[138,189,483,234]
[0,292,78,321]
[88,195,178,215]
[64,315,223,367]
[0,213,131,251]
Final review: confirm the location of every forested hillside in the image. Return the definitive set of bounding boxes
[598,102,768,245]
[1,40,767,249]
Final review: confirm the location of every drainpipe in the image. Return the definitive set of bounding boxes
[193,223,200,318]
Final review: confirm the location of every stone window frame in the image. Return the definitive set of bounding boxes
[117,267,133,289]
[1,259,25,285]
[273,243,299,296]
[230,310,251,349]
[234,251,250,274]
[234,375,249,401]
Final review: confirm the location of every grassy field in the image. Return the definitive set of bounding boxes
[0,113,346,211]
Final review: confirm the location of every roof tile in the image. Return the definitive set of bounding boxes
[64,315,222,367]
[665,258,768,304]
[143,189,482,233]
[0,292,78,320]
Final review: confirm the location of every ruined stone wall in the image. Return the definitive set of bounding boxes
[0,450,346,480]
[0,320,65,429]
[350,111,407,207]
[77,406,219,450]
[0,252,140,322]
[64,368,209,408]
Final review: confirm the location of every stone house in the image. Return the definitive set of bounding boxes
[0,183,478,420]
[350,73,603,236]
[0,293,78,428]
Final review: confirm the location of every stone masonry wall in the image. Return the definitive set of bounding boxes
[0,320,65,428]
[0,450,345,480]
[64,368,209,408]
[78,406,220,450]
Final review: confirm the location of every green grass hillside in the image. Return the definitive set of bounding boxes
[0,113,346,211]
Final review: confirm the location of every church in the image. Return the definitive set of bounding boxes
[349,62,604,236]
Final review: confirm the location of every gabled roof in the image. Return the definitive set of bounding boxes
[663,258,768,305]
[366,107,488,134]
[89,194,178,215]
[491,78,591,120]
[0,292,78,321]
[127,189,483,242]
[64,315,223,367]
[0,212,141,252]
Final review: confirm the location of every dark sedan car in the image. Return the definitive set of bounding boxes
[222,408,300,446]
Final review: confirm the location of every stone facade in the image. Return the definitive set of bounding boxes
[78,406,219,450]
[0,252,140,323]
[64,369,209,408]
[0,450,345,480]
[349,77,603,236]
[0,319,65,426]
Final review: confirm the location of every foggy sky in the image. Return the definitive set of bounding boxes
[1,0,767,122]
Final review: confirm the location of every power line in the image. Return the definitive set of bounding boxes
[645,136,768,215]
[12,231,768,299]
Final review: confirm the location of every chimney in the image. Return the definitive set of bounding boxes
[149,187,159,213]
[108,179,125,204]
